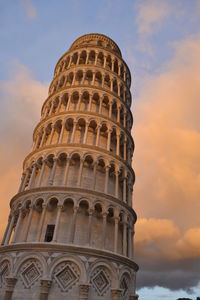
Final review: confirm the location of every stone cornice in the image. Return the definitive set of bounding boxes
[70,33,122,56]
[0,243,139,271]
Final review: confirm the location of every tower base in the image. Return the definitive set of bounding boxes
[0,243,138,300]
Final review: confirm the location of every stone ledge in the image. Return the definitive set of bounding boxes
[0,243,139,271]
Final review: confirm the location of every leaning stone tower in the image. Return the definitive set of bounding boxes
[0,33,138,300]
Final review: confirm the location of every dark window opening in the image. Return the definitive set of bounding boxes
[44,224,55,242]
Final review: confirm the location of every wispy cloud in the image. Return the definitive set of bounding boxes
[134,0,171,53]
[134,35,200,291]
[20,0,36,20]
[0,61,48,239]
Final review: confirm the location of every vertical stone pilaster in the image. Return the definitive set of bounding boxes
[4,277,17,300]
[39,279,52,300]
[79,284,90,300]
[111,289,122,300]
[129,295,139,300]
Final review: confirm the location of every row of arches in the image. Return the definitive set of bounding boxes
[54,48,131,87]
[41,90,132,131]
[33,116,134,163]
[2,195,134,259]
[0,254,136,300]
[20,152,134,204]
[49,67,132,106]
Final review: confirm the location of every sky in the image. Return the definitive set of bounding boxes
[0,0,200,299]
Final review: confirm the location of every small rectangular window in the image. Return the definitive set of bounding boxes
[44,224,55,242]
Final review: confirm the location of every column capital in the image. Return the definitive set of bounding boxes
[88,208,94,216]
[79,283,90,299]
[40,278,52,295]
[111,289,122,300]
[102,211,108,218]
[5,276,17,291]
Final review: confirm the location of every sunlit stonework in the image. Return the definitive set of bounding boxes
[0,33,138,300]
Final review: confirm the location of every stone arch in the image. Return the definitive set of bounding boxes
[0,257,12,287]
[14,253,47,277]
[119,269,132,300]
[88,259,118,297]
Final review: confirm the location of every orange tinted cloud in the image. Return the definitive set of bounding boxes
[133,36,200,290]
[0,61,48,239]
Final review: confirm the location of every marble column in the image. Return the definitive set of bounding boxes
[116,131,120,156]
[114,216,119,253]
[28,163,37,189]
[37,161,46,187]
[1,215,12,245]
[87,209,93,246]
[128,226,133,259]
[62,157,70,186]
[104,165,110,194]
[58,121,65,143]
[123,177,127,203]
[69,207,78,243]
[49,126,55,145]
[52,205,62,242]
[12,210,23,244]
[66,94,72,110]
[37,204,47,242]
[21,168,30,191]
[92,162,97,190]
[115,170,119,198]
[4,215,15,245]
[95,125,100,147]
[24,206,34,242]
[123,217,128,256]
[117,105,121,123]
[40,130,46,147]
[70,121,77,143]
[87,94,92,112]
[102,212,107,249]
[18,172,26,193]
[85,52,89,64]
[124,138,127,160]
[107,129,112,151]
[83,122,89,144]
[109,101,113,118]
[48,158,57,185]
[77,159,84,186]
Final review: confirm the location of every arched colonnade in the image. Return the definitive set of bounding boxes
[41,90,132,130]
[19,152,134,204]
[2,195,135,259]
[33,116,134,163]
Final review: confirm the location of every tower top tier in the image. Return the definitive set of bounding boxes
[69,33,122,57]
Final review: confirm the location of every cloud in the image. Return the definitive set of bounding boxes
[20,0,36,20]
[0,61,48,239]
[134,0,171,53]
[133,35,200,291]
